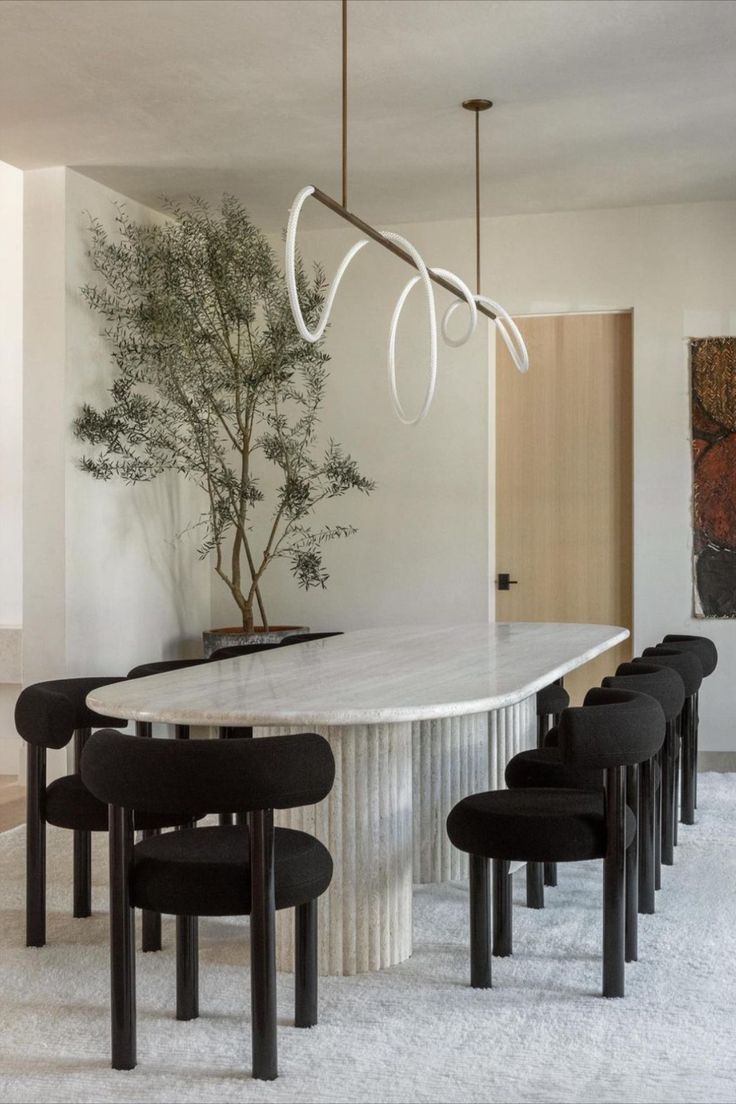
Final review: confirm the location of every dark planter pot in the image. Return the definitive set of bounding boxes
[202,625,309,658]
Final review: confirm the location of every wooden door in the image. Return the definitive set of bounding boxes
[495,312,633,704]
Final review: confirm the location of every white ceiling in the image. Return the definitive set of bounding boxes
[2,0,736,228]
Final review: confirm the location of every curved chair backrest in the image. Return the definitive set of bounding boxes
[14,678,128,749]
[127,659,208,679]
[558,687,665,770]
[637,647,703,697]
[279,632,344,647]
[536,682,569,718]
[208,642,284,662]
[81,729,335,816]
[604,663,685,723]
[660,634,718,678]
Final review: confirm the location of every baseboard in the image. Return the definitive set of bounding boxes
[699,752,736,772]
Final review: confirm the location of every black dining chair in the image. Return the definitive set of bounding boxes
[636,648,703,847]
[279,632,344,646]
[447,688,665,997]
[208,642,284,662]
[600,664,685,960]
[601,664,685,904]
[81,728,335,1080]
[506,664,682,953]
[14,677,189,948]
[530,682,571,899]
[660,634,718,817]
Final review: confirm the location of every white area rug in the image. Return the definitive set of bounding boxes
[1,775,736,1104]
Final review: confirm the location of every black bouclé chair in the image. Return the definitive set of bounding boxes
[660,634,718,816]
[447,688,665,998]
[636,648,703,841]
[81,729,335,1080]
[15,677,188,948]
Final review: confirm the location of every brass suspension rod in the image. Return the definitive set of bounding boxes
[341,0,348,209]
[335,5,494,319]
[311,186,497,321]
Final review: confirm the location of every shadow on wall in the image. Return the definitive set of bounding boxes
[132,474,210,659]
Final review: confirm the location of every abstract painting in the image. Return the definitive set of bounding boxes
[691,337,736,617]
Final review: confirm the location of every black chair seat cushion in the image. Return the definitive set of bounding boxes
[127,659,208,679]
[447,788,635,863]
[131,825,333,916]
[536,684,569,718]
[44,774,194,832]
[505,747,603,791]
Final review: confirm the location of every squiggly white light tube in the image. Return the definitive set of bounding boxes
[443,293,528,373]
[383,232,438,426]
[285,185,370,343]
[284,185,529,425]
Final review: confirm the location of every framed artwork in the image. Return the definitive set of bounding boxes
[691,337,736,617]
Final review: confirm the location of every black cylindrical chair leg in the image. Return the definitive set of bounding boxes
[294,899,319,1026]
[526,862,544,909]
[603,766,626,998]
[661,721,676,866]
[109,805,136,1070]
[250,809,277,1081]
[654,775,662,891]
[176,916,199,1021]
[73,830,92,917]
[625,765,638,963]
[675,737,684,847]
[544,862,558,887]
[638,758,655,914]
[136,721,162,951]
[141,906,162,954]
[469,854,492,988]
[693,690,699,810]
[492,860,512,958]
[72,727,92,918]
[680,697,696,826]
[26,743,46,948]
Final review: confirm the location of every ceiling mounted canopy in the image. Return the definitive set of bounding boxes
[285,0,528,426]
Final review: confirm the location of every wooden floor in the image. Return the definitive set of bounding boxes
[0,774,25,832]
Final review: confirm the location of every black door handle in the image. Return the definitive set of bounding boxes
[497,573,518,591]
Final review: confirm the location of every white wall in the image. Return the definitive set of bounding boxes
[210,217,492,634]
[0,160,23,626]
[22,168,212,776]
[0,159,23,772]
[64,170,211,672]
[211,199,736,752]
[477,199,736,751]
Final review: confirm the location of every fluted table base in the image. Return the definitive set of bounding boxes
[257,696,536,975]
[412,697,536,884]
[260,722,413,977]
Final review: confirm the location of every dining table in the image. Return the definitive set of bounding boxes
[88,621,629,976]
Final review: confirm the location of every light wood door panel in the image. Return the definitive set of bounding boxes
[495,312,633,704]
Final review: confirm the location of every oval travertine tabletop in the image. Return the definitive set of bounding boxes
[88,622,628,976]
[87,622,629,726]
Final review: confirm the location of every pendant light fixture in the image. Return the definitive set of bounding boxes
[285,0,528,426]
